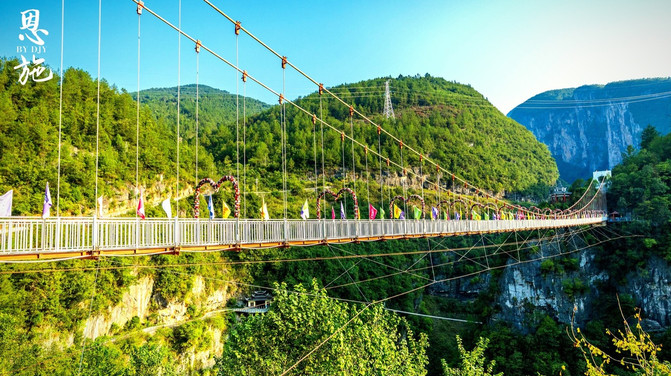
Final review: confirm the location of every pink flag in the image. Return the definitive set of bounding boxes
[331,206,335,220]
[369,204,378,220]
[137,192,146,219]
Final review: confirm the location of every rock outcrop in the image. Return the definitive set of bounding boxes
[432,232,671,332]
[508,78,671,182]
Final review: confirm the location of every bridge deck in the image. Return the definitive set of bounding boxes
[0,217,606,261]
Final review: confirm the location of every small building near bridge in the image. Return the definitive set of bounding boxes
[550,184,571,203]
[234,290,274,314]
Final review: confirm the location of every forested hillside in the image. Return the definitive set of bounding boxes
[207,75,559,194]
[0,58,267,216]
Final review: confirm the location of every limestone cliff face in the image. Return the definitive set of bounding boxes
[431,236,671,332]
[508,78,671,182]
[493,247,607,332]
[625,256,671,328]
[492,250,671,332]
[80,274,235,370]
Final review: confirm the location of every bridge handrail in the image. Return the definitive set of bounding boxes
[0,216,607,256]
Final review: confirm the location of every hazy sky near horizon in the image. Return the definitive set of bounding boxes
[2,0,670,114]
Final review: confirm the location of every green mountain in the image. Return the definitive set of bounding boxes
[136,84,270,139]
[508,78,671,182]
[200,74,558,196]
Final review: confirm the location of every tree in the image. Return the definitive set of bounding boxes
[441,336,503,376]
[640,125,660,150]
[215,280,428,376]
[569,307,671,375]
[79,342,128,376]
[128,343,176,376]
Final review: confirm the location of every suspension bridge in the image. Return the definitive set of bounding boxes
[0,0,607,262]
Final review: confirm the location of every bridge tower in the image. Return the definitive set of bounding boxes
[383,80,395,119]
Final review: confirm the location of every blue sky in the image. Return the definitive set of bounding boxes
[2,0,670,114]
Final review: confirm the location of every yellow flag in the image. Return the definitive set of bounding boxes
[393,204,402,219]
[222,201,231,219]
[260,199,269,221]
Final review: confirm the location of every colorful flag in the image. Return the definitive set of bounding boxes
[0,190,12,217]
[471,209,481,220]
[42,182,52,218]
[399,210,405,220]
[369,204,378,220]
[431,206,439,220]
[412,205,422,220]
[340,201,346,219]
[97,196,104,218]
[161,198,172,219]
[137,191,145,219]
[455,211,461,220]
[222,201,231,219]
[393,204,402,219]
[443,210,449,220]
[300,199,309,220]
[207,195,215,219]
[380,207,385,220]
[331,206,336,220]
[483,212,489,221]
[260,199,269,220]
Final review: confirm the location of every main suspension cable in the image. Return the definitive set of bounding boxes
[136,2,142,217]
[94,0,101,217]
[56,0,65,216]
[175,0,182,218]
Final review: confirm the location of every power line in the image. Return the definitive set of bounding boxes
[515,92,671,109]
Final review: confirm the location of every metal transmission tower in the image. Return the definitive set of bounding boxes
[383,80,395,119]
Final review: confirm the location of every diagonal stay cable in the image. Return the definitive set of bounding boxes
[324,257,365,288]
[327,226,592,291]
[280,231,637,375]
[326,244,368,302]
[328,243,432,282]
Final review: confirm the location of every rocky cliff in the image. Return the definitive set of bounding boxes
[433,232,671,333]
[508,78,671,182]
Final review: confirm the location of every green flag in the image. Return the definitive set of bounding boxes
[412,205,422,220]
[380,207,385,220]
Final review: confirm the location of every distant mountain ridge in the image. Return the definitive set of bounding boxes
[137,84,270,133]
[508,78,671,182]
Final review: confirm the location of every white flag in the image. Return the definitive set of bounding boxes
[0,190,12,217]
[161,198,172,219]
[42,182,52,218]
[97,196,104,218]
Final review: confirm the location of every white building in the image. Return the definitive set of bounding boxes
[592,170,611,192]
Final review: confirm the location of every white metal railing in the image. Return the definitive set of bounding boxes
[0,216,606,255]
